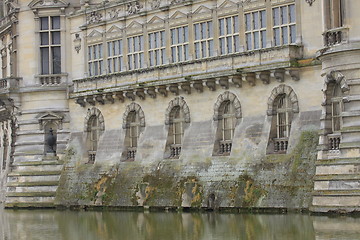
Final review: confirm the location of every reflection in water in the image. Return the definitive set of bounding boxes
[0,207,359,240]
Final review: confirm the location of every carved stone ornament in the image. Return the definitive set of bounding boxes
[108,8,120,19]
[87,11,103,24]
[127,1,142,15]
[73,34,81,54]
[150,0,160,9]
[305,0,315,6]
[171,0,184,5]
[37,112,64,130]
[28,0,69,9]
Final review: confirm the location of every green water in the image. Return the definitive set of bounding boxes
[0,208,359,240]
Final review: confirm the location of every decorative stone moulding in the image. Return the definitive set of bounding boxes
[305,0,316,6]
[73,67,300,107]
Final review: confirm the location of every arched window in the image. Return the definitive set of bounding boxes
[168,106,184,158]
[164,97,190,159]
[273,94,292,152]
[2,132,8,170]
[218,100,235,154]
[328,83,342,150]
[213,92,241,156]
[267,85,299,154]
[87,115,100,163]
[125,110,140,160]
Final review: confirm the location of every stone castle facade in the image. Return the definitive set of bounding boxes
[0,0,359,213]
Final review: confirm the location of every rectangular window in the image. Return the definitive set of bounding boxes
[219,15,240,55]
[171,26,189,63]
[40,16,61,75]
[328,0,343,29]
[107,39,124,74]
[245,10,267,50]
[194,21,214,59]
[127,35,144,70]
[88,43,104,76]
[148,31,166,66]
[273,4,296,46]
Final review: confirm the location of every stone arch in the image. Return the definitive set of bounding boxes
[122,102,145,129]
[165,96,190,125]
[322,70,349,105]
[267,84,299,116]
[84,107,105,132]
[213,91,241,121]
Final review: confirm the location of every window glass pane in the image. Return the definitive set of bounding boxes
[99,44,103,58]
[290,25,296,43]
[201,42,206,58]
[139,36,143,50]
[40,32,49,45]
[261,31,267,48]
[208,21,213,37]
[52,46,61,74]
[281,6,288,24]
[114,41,119,55]
[253,12,259,29]
[178,46,182,61]
[261,11,266,28]
[178,27,184,43]
[282,26,289,44]
[128,38,133,52]
[195,42,200,59]
[226,17,232,34]
[234,35,240,52]
[274,28,280,46]
[209,40,214,57]
[184,27,189,42]
[52,32,60,45]
[227,36,232,53]
[245,14,251,31]
[246,33,252,50]
[51,16,60,29]
[107,42,112,57]
[41,48,49,74]
[194,24,200,40]
[234,16,239,32]
[220,38,225,55]
[171,29,176,44]
[40,17,49,30]
[201,22,206,38]
[184,45,189,60]
[273,8,280,26]
[219,19,224,35]
[254,32,259,49]
[289,4,296,23]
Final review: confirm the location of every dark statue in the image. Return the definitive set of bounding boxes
[46,128,56,154]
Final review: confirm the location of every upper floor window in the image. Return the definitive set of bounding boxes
[331,84,342,133]
[168,106,184,158]
[194,21,214,59]
[245,10,266,50]
[88,43,103,76]
[149,31,166,66]
[327,0,343,29]
[171,26,189,63]
[40,16,61,75]
[219,16,240,55]
[107,39,124,74]
[128,35,144,70]
[273,4,296,46]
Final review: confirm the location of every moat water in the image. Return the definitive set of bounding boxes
[0,208,360,240]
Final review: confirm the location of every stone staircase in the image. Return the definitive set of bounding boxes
[311,157,360,213]
[4,158,63,208]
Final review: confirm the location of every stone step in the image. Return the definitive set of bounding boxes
[13,164,63,172]
[5,196,55,203]
[12,160,63,166]
[313,189,360,196]
[314,174,360,181]
[7,175,61,183]
[316,158,360,166]
[309,205,360,213]
[4,202,55,208]
[7,186,58,193]
[7,170,62,177]
[6,191,56,197]
[7,181,59,187]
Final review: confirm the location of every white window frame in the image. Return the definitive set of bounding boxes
[245,9,267,50]
[170,26,189,63]
[107,39,124,74]
[127,35,144,70]
[272,4,296,46]
[194,20,214,59]
[40,16,61,75]
[219,15,240,55]
[88,43,104,76]
[148,30,166,67]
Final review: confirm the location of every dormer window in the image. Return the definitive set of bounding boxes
[40,16,61,75]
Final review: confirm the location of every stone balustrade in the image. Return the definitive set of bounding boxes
[38,74,67,86]
[323,27,348,47]
[274,138,288,153]
[0,77,21,94]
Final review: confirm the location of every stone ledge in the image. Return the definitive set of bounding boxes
[12,160,63,166]
[316,158,360,166]
[4,202,55,208]
[7,171,62,177]
[6,191,56,197]
[313,190,360,196]
[7,181,59,187]
[314,174,360,181]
